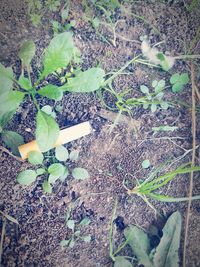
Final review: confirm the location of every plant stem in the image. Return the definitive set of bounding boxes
[109,199,118,262]
[174,54,200,60]
[0,218,6,265]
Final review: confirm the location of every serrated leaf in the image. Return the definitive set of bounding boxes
[67,219,75,231]
[142,159,150,169]
[18,75,32,90]
[42,180,52,193]
[0,63,13,95]
[69,150,79,161]
[153,211,182,267]
[1,130,24,155]
[18,40,36,67]
[114,256,133,267]
[55,145,69,161]
[36,110,59,152]
[37,84,63,101]
[61,68,105,93]
[41,32,75,78]
[28,151,44,165]
[17,170,37,185]
[36,168,46,175]
[124,225,153,267]
[0,91,24,116]
[140,85,149,94]
[72,167,90,180]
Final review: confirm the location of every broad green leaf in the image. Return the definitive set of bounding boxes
[172,83,183,93]
[17,170,37,185]
[69,150,79,161]
[0,63,13,95]
[0,111,15,129]
[61,67,105,92]
[28,151,44,165]
[41,105,52,115]
[142,159,150,169]
[36,110,59,152]
[37,84,63,101]
[48,163,65,176]
[41,32,75,78]
[59,166,69,182]
[160,102,169,110]
[55,145,69,161]
[140,85,149,94]
[67,219,75,231]
[114,256,133,267]
[36,168,46,175]
[0,91,24,116]
[143,103,149,109]
[42,181,52,193]
[124,225,153,267]
[72,167,90,180]
[153,211,182,267]
[74,230,81,236]
[18,75,32,90]
[82,235,91,243]
[180,73,189,84]
[18,40,36,67]
[170,73,180,84]
[152,80,158,88]
[1,130,24,155]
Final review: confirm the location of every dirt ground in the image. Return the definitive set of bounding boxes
[0,0,200,266]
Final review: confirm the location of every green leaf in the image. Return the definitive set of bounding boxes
[0,63,13,95]
[18,40,36,67]
[36,111,59,152]
[41,32,75,78]
[160,101,169,110]
[37,84,63,101]
[0,111,15,129]
[140,85,149,94]
[124,225,153,267]
[72,167,90,180]
[114,256,133,267]
[42,180,52,193]
[67,219,75,231]
[18,75,32,90]
[48,163,65,183]
[170,73,180,84]
[151,104,157,113]
[41,105,52,115]
[153,211,182,267]
[80,217,91,226]
[17,170,37,185]
[61,67,105,93]
[1,130,24,155]
[55,145,69,161]
[152,125,178,133]
[28,151,44,165]
[69,150,79,161]
[59,167,69,182]
[60,239,70,247]
[36,168,46,175]
[172,83,183,93]
[69,238,75,248]
[82,235,91,243]
[180,73,189,84]
[61,9,69,22]
[92,17,100,29]
[152,80,158,88]
[0,91,24,116]
[142,159,150,169]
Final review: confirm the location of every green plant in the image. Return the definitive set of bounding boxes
[125,162,200,204]
[170,72,190,93]
[0,32,105,155]
[16,146,89,193]
[60,206,91,248]
[109,201,182,267]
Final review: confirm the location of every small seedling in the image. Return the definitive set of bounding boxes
[170,72,190,93]
[60,208,91,248]
[152,125,178,134]
[16,146,89,193]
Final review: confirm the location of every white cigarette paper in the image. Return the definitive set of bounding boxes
[18,121,92,159]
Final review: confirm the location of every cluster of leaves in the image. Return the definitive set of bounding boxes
[170,73,189,93]
[0,32,105,155]
[27,0,62,26]
[113,211,182,267]
[60,205,91,248]
[17,145,89,193]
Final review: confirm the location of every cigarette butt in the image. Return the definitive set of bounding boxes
[18,121,92,160]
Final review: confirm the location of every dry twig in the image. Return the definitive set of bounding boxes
[183,63,196,267]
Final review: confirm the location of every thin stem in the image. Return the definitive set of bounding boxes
[174,55,200,60]
[0,219,6,265]
[109,199,118,262]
